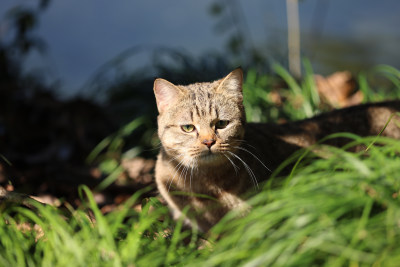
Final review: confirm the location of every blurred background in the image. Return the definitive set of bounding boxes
[1,0,399,206]
[1,0,399,97]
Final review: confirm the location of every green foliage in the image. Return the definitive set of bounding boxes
[87,117,148,164]
[359,65,400,102]
[243,60,322,123]
[244,63,400,124]
[0,186,202,267]
[86,116,157,191]
[242,68,275,123]
[1,136,400,266]
[204,137,400,266]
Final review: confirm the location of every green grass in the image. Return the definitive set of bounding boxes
[243,62,400,123]
[1,64,400,266]
[243,60,322,123]
[0,187,202,266]
[205,137,400,266]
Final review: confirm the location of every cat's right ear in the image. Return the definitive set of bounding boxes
[153,78,183,114]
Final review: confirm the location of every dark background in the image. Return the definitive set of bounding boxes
[1,0,399,98]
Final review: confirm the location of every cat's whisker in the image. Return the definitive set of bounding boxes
[163,147,180,154]
[184,158,195,192]
[188,158,196,191]
[237,140,260,152]
[234,146,272,173]
[143,144,163,152]
[167,159,186,192]
[219,143,231,147]
[167,156,180,165]
[227,151,259,190]
[182,159,193,190]
[180,165,188,190]
[223,153,239,175]
[192,159,200,191]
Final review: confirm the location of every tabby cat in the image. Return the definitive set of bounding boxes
[153,68,400,232]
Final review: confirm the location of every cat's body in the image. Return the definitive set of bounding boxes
[153,69,400,232]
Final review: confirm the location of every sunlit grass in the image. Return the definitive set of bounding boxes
[2,136,400,266]
[243,62,400,123]
[243,60,322,123]
[0,187,202,266]
[204,136,400,266]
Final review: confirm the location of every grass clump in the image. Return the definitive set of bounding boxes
[243,60,321,123]
[1,136,399,266]
[203,137,400,266]
[0,187,201,266]
[243,63,400,124]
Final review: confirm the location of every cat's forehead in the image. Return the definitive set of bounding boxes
[183,80,220,94]
[172,92,238,123]
[161,79,242,122]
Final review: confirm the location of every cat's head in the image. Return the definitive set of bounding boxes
[154,68,246,166]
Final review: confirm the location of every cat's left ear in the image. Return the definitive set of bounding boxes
[216,68,243,101]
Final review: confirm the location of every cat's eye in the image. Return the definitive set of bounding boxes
[181,124,195,133]
[216,120,229,129]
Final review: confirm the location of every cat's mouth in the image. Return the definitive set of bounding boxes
[197,150,224,163]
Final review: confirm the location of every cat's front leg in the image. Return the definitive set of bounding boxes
[155,173,202,230]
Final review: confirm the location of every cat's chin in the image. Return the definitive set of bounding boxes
[197,152,225,165]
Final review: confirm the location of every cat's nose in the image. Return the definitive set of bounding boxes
[202,139,216,149]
